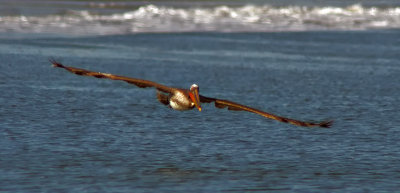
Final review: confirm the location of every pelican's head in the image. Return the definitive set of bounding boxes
[189,84,202,112]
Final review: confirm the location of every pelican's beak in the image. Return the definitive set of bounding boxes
[189,87,202,112]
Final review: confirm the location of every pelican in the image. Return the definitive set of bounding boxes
[51,60,332,128]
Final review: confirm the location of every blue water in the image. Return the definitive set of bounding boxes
[1,30,400,192]
[1,1,400,192]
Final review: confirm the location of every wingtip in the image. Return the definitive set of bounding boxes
[49,58,63,68]
[319,120,333,128]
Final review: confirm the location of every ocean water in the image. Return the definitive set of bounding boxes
[1,0,400,34]
[1,1,400,193]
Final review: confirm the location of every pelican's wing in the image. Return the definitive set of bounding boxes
[200,95,332,128]
[51,60,176,94]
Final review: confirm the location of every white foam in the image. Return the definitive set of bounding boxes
[0,4,399,35]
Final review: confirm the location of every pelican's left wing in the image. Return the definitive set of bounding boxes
[51,60,176,94]
[200,95,332,128]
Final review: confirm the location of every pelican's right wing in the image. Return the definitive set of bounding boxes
[51,60,176,94]
[200,95,332,128]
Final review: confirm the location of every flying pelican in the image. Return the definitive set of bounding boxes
[51,60,332,128]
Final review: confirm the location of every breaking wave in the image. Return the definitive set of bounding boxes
[1,4,400,35]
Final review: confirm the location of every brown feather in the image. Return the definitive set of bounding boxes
[200,95,332,128]
[156,91,170,106]
[51,59,332,128]
[50,59,175,94]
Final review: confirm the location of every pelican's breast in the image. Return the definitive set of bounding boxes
[169,91,194,111]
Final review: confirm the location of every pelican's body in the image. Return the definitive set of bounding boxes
[156,89,193,111]
[51,60,332,128]
[168,91,194,110]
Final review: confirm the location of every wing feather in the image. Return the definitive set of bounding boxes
[51,59,332,128]
[51,60,175,94]
[200,95,332,128]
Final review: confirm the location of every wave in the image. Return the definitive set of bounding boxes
[1,4,399,35]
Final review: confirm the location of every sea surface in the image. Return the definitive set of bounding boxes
[1,0,400,34]
[1,1,400,192]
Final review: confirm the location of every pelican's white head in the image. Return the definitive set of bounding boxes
[190,84,199,91]
[189,84,201,111]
